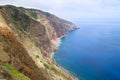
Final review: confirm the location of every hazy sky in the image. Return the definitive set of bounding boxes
[0,0,120,20]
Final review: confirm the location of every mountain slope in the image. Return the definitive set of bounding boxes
[0,5,77,80]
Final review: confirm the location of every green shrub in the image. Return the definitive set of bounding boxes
[36,55,40,58]
[0,6,3,9]
[44,63,49,69]
[51,67,58,74]
[27,10,37,19]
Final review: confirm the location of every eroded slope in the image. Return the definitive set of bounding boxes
[0,5,77,80]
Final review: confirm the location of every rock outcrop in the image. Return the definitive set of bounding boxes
[0,5,77,80]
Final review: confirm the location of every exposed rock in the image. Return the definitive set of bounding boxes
[0,5,77,80]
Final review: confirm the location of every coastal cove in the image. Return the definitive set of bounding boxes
[54,23,120,80]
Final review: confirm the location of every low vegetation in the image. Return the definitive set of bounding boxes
[43,63,49,69]
[36,55,40,58]
[0,63,30,80]
[27,10,38,19]
[0,5,76,80]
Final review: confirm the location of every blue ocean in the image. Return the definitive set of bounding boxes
[54,22,120,80]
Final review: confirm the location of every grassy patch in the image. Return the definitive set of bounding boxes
[0,63,30,80]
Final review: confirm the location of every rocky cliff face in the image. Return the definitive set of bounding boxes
[0,5,77,80]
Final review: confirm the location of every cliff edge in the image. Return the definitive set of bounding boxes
[0,5,77,80]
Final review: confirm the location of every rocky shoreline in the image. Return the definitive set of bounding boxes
[51,30,79,80]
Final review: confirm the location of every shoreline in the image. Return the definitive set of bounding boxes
[51,27,79,59]
[51,34,79,80]
[50,34,66,59]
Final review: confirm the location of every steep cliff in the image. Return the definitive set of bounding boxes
[0,5,77,80]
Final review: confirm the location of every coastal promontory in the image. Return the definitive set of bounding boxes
[0,5,76,80]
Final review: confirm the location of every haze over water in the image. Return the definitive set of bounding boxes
[54,22,120,80]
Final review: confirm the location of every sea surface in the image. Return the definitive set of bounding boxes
[54,23,120,80]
